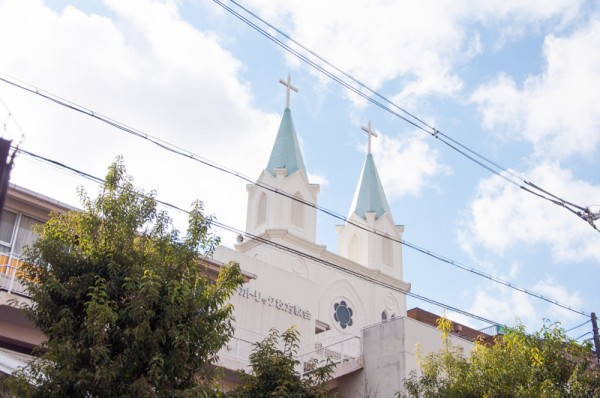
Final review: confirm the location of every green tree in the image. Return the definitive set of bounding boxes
[227,327,334,398]
[398,318,600,398]
[5,159,243,397]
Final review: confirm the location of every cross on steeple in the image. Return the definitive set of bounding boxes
[279,74,298,109]
[361,121,378,154]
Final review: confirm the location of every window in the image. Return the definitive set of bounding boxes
[0,209,42,257]
[382,236,392,266]
[291,192,304,227]
[381,310,388,321]
[256,192,267,227]
[333,300,354,329]
[348,234,360,263]
[0,210,17,247]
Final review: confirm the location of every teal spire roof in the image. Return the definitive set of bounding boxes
[353,153,391,219]
[266,108,306,176]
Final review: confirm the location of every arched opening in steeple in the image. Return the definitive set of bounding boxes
[291,192,304,228]
[348,233,360,264]
[382,236,392,266]
[256,192,267,227]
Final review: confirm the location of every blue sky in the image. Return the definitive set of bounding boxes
[0,0,599,338]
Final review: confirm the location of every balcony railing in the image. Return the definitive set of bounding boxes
[218,325,266,371]
[217,326,364,378]
[299,335,362,375]
[0,255,28,297]
[458,324,506,341]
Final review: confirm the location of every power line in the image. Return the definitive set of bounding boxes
[1,75,590,318]
[565,319,590,333]
[218,0,594,220]
[213,0,600,234]
[13,146,503,327]
[13,145,591,322]
[575,331,592,341]
[15,148,103,184]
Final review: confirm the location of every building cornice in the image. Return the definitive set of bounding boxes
[234,228,411,292]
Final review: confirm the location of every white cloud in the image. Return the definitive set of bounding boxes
[465,32,483,58]
[245,0,582,106]
[532,278,584,322]
[472,0,583,48]
[471,17,600,159]
[460,162,600,263]
[465,276,584,330]
[307,172,329,187]
[508,261,521,279]
[0,0,278,245]
[470,287,537,327]
[372,132,451,200]
[255,0,468,105]
[469,0,582,21]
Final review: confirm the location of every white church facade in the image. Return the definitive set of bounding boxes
[213,76,475,396]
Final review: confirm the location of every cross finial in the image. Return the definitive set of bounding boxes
[361,121,378,154]
[279,74,298,109]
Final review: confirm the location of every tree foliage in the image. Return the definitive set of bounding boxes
[227,327,334,398]
[6,159,243,397]
[398,318,600,398]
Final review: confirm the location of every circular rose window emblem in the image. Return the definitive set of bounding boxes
[333,301,353,329]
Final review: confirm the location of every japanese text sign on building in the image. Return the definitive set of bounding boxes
[238,287,311,320]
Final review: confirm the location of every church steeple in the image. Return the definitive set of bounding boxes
[352,121,391,220]
[243,75,319,243]
[266,108,306,176]
[352,153,391,219]
[266,75,305,176]
[337,122,404,279]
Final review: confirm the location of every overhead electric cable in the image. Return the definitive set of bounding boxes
[213,0,599,234]
[565,319,591,333]
[13,146,503,327]
[1,74,591,317]
[15,148,103,184]
[575,331,592,341]
[223,0,533,195]
[8,90,592,322]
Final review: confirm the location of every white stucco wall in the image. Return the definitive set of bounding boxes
[214,235,410,356]
[333,316,474,397]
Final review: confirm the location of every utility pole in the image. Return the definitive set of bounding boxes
[0,138,12,217]
[592,312,600,364]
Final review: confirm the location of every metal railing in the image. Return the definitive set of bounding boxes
[218,335,254,370]
[299,335,362,375]
[218,326,267,368]
[217,327,363,377]
[0,264,28,297]
[458,324,505,340]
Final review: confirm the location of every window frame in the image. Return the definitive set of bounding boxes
[0,209,43,258]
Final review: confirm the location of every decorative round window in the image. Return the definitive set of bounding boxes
[333,301,353,329]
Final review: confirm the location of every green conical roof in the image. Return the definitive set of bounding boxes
[266,108,306,176]
[353,153,391,219]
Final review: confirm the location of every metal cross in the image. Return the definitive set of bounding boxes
[279,74,298,109]
[361,121,378,154]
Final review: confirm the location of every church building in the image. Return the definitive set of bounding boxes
[213,76,474,395]
[0,75,486,396]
